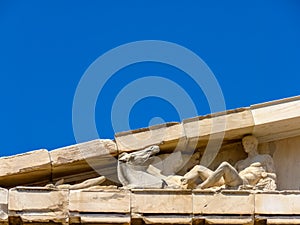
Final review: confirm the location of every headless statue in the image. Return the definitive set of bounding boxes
[181,135,277,190]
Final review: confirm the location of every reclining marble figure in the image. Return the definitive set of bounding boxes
[181,135,277,190]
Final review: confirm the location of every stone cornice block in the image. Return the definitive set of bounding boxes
[8,187,69,224]
[0,150,51,188]
[255,191,300,215]
[202,216,254,225]
[193,190,254,215]
[251,96,300,142]
[137,215,192,224]
[115,122,186,153]
[69,188,131,224]
[50,139,117,182]
[69,188,130,213]
[74,214,131,224]
[131,189,192,214]
[183,108,254,148]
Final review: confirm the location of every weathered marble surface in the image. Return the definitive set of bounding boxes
[272,135,300,190]
[0,188,8,224]
[9,187,69,224]
[183,108,255,151]
[50,139,118,184]
[0,149,51,188]
[132,189,193,214]
[4,187,300,224]
[251,96,300,143]
[115,122,186,153]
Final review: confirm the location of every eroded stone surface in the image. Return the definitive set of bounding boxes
[266,217,300,224]
[50,139,118,184]
[69,189,130,213]
[251,96,300,143]
[183,108,255,150]
[131,189,192,214]
[9,187,69,224]
[140,215,192,224]
[115,122,186,153]
[204,216,254,225]
[0,188,8,224]
[3,188,300,224]
[193,190,254,215]
[75,214,131,224]
[0,149,51,188]
[272,135,300,190]
[255,191,300,215]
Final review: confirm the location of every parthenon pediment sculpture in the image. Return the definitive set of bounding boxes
[42,134,277,191]
[2,96,300,225]
[116,135,277,191]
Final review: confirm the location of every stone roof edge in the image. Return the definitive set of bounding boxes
[250,95,300,109]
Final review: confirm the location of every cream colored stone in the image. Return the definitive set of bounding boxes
[9,187,68,211]
[115,122,186,153]
[204,217,254,225]
[183,108,254,150]
[77,214,130,224]
[131,189,192,214]
[272,135,300,190]
[50,139,117,183]
[141,215,192,224]
[193,190,254,214]
[11,215,67,224]
[69,189,130,213]
[0,149,51,188]
[266,218,300,224]
[251,96,300,142]
[0,188,8,224]
[9,187,68,224]
[255,192,300,215]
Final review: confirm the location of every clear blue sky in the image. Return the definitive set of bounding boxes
[0,1,299,156]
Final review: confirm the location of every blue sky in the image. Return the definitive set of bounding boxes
[0,1,299,156]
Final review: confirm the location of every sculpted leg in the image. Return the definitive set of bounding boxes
[183,165,212,181]
[199,162,243,189]
[56,176,106,190]
[181,165,223,188]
